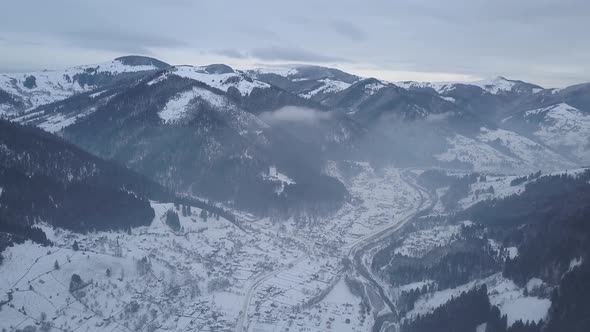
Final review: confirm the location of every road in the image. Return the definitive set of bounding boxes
[235,169,435,332]
[234,246,312,332]
[348,171,431,309]
[349,170,437,332]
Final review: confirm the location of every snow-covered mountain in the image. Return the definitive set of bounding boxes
[1,55,589,193]
[248,65,360,103]
[503,103,590,164]
[0,56,169,118]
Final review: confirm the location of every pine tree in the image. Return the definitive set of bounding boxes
[54,260,60,270]
[72,240,79,251]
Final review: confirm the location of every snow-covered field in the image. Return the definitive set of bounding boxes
[393,225,461,258]
[436,127,576,173]
[0,201,305,331]
[405,273,551,326]
[301,78,352,99]
[523,103,590,163]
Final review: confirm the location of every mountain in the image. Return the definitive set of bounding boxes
[0,120,170,261]
[0,55,169,119]
[1,56,589,211]
[58,70,348,216]
[372,168,590,332]
[503,103,590,164]
[248,65,360,103]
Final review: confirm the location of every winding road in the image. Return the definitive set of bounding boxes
[349,170,436,331]
[235,169,436,332]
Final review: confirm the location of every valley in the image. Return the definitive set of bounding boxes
[0,164,429,332]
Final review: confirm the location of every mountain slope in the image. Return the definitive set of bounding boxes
[61,74,348,216]
[0,120,174,262]
[503,103,590,164]
[0,55,169,118]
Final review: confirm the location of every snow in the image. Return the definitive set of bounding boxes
[477,127,574,171]
[159,86,231,123]
[436,134,523,172]
[394,225,461,258]
[168,65,270,96]
[0,159,561,330]
[523,103,590,163]
[323,279,355,304]
[569,257,583,271]
[396,76,518,95]
[0,59,159,116]
[457,174,527,210]
[158,85,268,134]
[468,77,517,94]
[88,59,158,74]
[406,273,551,327]
[499,297,551,325]
[397,280,435,293]
[266,166,295,184]
[526,278,545,293]
[300,78,351,99]
[249,67,299,77]
[260,166,295,195]
[436,126,576,173]
[364,81,387,95]
[477,323,488,332]
[506,247,519,259]
[0,200,314,331]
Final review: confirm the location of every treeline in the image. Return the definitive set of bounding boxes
[509,171,541,187]
[456,170,590,330]
[374,237,499,290]
[459,170,590,284]
[418,170,485,210]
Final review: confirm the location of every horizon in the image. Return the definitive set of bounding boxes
[0,53,577,89]
[1,1,589,88]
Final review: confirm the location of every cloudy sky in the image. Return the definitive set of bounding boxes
[0,0,588,87]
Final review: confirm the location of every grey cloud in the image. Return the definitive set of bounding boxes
[62,27,187,54]
[260,107,332,125]
[330,20,366,42]
[250,47,350,63]
[0,0,588,87]
[209,48,248,59]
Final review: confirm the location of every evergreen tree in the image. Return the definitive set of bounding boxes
[200,209,208,222]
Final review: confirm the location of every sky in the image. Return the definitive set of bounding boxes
[0,0,589,87]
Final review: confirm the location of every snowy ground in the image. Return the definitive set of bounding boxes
[405,273,551,326]
[0,202,304,331]
[1,164,570,331]
[0,163,424,332]
[239,164,424,332]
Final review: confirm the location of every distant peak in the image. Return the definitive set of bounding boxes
[114,55,170,69]
[202,64,235,74]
